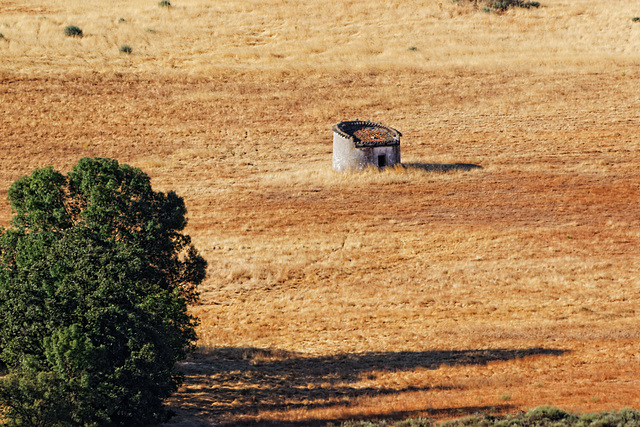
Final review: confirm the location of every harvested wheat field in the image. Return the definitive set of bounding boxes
[1,0,640,425]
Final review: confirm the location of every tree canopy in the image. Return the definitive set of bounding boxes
[0,157,207,426]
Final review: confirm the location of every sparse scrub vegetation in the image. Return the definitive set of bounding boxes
[120,44,132,54]
[158,0,171,7]
[341,407,640,426]
[63,25,83,37]
[633,17,640,22]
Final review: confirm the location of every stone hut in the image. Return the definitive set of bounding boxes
[332,120,401,172]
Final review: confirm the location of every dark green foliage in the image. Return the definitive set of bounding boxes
[0,157,207,426]
[633,17,640,22]
[158,0,171,7]
[340,407,640,426]
[120,44,132,54]
[64,25,83,37]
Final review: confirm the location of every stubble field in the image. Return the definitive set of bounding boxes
[1,0,640,425]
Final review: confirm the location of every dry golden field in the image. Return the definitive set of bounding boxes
[1,0,640,425]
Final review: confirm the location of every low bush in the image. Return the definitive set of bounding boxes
[523,405,573,423]
[460,0,540,12]
[633,17,640,22]
[158,0,171,7]
[120,44,132,54]
[490,0,540,10]
[63,25,83,37]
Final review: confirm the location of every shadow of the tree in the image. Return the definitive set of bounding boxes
[218,405,518,426]
[169,347,564,423]
[403,162,483,172]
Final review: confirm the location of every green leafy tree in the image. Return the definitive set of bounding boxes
[0,158,207,426]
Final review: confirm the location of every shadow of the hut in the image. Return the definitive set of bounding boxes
[403,162,483,172]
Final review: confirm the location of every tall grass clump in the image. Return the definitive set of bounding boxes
[63,25,83,37]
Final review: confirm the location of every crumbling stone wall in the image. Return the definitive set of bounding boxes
[332,121,401,172]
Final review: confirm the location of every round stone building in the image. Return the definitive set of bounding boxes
[332,120,401,172]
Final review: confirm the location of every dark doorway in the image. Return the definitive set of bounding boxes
[378,155,386,168]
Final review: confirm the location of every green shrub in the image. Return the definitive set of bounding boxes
[633,17,640,22]
[460,0,540,12]
[0,157,206,426]
[524,405,573,423]
[120,44,132,54]
[489,0,540,10]
[63,25,83,37]
[158,0,171,7]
